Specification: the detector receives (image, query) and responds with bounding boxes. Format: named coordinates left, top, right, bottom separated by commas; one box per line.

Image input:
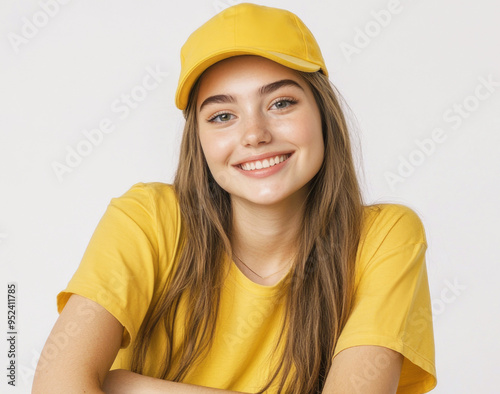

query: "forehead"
left=196, top=55, right=304, bottom=102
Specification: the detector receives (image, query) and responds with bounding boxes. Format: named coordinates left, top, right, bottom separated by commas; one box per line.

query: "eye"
left=207, top=112, right=235, bottom=123
left=270, top=97, right=298, bottom=110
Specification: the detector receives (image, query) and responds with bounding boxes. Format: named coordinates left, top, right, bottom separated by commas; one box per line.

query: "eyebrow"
left=198, top=79, right=304, bottom=112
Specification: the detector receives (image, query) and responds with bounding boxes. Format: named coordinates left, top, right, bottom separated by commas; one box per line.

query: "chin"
left=234, top=183, right=309, bottom=207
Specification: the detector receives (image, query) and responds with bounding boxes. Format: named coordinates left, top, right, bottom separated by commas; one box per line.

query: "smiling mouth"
left=238, top=154, right=292, bottom=171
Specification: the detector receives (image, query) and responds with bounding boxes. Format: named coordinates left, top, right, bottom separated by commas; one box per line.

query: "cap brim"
left=175, top=49, right=325, bottom=110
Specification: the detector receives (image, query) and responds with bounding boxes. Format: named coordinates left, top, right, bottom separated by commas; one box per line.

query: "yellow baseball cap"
left=175, top=3, right=328, bottom=110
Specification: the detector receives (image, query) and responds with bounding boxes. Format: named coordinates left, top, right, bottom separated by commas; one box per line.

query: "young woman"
left=33, top=3, right=437, bottom=393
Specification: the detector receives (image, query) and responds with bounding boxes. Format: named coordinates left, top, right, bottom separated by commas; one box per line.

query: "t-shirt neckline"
left=224, top=252, right=292, bottom=297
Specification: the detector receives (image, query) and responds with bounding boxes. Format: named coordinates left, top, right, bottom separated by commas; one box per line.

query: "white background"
left=1, top=0, right=499, bottom=392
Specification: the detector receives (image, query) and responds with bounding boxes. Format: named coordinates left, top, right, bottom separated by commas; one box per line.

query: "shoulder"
left=111, top=182, right=180, bottom=217
left=108, top=181, right=184, bottom=278
left=109, top=182, right=183, bottom=241
left=361, top=203, right=426, bottom=245
left=115, top=182, right=178, bottom=205
left=356, top=203, right=427, bottom=272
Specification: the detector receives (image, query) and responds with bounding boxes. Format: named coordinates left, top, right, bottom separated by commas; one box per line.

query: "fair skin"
left=196, top=55, right=324, bottom=285
left=32, top=56, right=403, bottom=393
left=31, top=294, right=244, bottom=394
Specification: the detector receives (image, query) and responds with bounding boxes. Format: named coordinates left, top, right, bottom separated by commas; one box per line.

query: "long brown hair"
left=131, top=68, right=365, bottom=393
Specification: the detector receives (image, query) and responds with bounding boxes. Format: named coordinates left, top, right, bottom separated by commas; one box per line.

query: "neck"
left=229, top=192, right=307, bottom=279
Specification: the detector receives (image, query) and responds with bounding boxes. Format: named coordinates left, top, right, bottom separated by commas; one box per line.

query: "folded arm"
left=32, top=294, right=244, bottom=394
left=103, top=369, right=244, bottom=393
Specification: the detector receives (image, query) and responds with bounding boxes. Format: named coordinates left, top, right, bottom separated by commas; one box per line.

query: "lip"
left=233, top=152, right=293, bottom=178
left=232, top=151, right=294, bottom=166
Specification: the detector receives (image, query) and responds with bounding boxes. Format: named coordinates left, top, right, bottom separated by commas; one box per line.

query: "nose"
left=240, top=112, right=272, bottom=147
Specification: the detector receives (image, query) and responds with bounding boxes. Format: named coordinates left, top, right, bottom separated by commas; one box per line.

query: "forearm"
left=102, top=369, right=246, bottom=394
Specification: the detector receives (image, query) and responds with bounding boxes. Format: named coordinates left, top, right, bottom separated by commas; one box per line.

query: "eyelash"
left=270, top=97, right=298, bottom=110
left=207, top=111, right=234, bottom=123
left=206, top=97, right=298, bottom=123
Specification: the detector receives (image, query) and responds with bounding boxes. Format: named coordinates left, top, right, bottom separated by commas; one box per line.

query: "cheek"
left=198, top=129, right=235, bottom=191
left=294, top=111, right=324, bottom=170
left=198, top=129, right=234, bottom=167
left=292, top=113, right=324, bottom=151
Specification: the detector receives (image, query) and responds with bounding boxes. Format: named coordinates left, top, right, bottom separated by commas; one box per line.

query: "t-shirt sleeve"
left=333, top=204, right=437, bottom=394
left=56, top=182, right=165, bottom=349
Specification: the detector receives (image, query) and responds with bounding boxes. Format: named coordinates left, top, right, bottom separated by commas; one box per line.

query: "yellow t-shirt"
left=56, top=182, right=437, bottom=393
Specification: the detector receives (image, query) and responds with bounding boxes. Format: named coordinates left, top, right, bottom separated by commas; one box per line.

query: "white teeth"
left=239, top=154, right=290, bottom=171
